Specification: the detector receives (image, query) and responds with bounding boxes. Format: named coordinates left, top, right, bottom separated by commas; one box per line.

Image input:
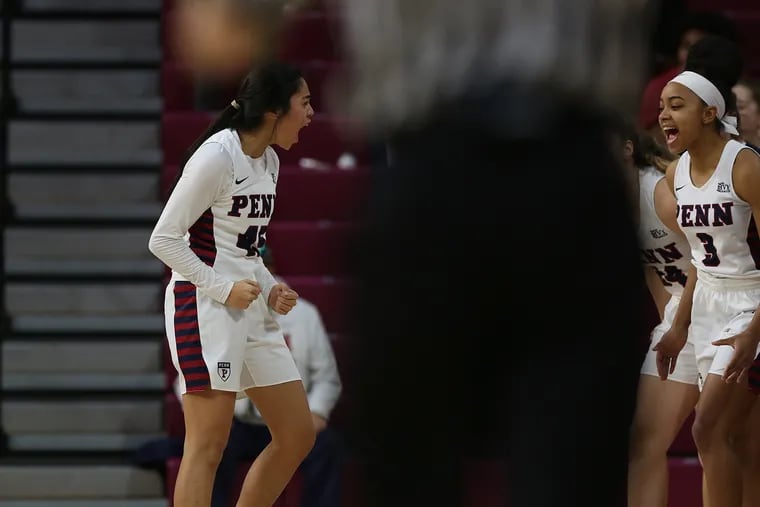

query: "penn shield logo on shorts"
left=217, top=362, right=231, bottom=382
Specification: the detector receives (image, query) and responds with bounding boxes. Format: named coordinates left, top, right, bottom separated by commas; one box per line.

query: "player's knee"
left=273, top=420, right=316, bottom=463
left=692, top=414, right=721, bottom=454
left=184, top=434, right=229, bottom=469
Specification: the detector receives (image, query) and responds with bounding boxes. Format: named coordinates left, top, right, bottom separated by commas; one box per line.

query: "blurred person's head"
left=733, top=80, right=760, bottom=145
left=341, top=0, right=651, bottom=134
left=169, top=0, right=651, bottom=134
left=674, top=11, right=739, bottom=68
left=170, top=0, right=287, bottom=80
left=659, top=35, right=743, bottom=155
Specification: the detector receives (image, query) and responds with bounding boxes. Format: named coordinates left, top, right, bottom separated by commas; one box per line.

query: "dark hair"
left=174, top=61, right=303, bottom=186
left=677, top=10, right=739, bottom=44
left=683, top=34, right=743, bottom=129
left=607, top=111, right=675, bottom=170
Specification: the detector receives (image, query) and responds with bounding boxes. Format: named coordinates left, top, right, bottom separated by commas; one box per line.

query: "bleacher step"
left=23, top=0, right=161, bottom=13
left=12, top=20, right=159, bottom=63
left=4, top=341, right=161, bottom=373
left=3, top=399, right=162, bottom=434
left=0, top=500, right=166, bottom=507
left=12, top=70, right=160, bottom=114
left=10, top=314, right=164, bottom=334
left=5, top=227, right=155, bottom=264
left=6, top=282, right=162, bottom=315
left=9, top=120, right=160, bottom=165
left=6, top=259, right=164, bottom=277
left=9, top=173, right=160, bottom=206
left=0, top=464, right=163, bottom=499
left=3, top=373, right=164, bottom=391
left=7, top=433, right=165, bottom=453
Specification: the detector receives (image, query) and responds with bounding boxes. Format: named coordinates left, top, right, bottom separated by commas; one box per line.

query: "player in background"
left=149, top=61, right=316, bottom=507
left=732, top=79, right=760, bottom=151
left=611, top=116, right=701, bottom=507
left=655, top=35, right=760, bottom=506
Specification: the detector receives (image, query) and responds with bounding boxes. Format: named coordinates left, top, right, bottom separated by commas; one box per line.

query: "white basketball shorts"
left=641, top=294, right=700, bottom=385
left=690, top=273, right=760, bottom=384
left=164, top=279, right=301, bottom=398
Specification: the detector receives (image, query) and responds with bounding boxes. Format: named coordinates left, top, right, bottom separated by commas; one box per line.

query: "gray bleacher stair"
left=1, top=0, right=166, bottom=504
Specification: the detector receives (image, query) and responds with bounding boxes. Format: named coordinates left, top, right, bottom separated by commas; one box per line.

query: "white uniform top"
left=149, top=128, right=280, bottom=304
left=638, top=166, right=692, bottom=296
left=674, top=139, right=760, bottom=279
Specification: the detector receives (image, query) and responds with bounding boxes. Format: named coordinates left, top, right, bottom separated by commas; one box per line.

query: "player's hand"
left=712, top=331, right=760, bottom=384
left=653, top=325, right=688, bottom=381
left=268, top=283, right=298, bottom=315
left=225, top=279, right=261, bottom=309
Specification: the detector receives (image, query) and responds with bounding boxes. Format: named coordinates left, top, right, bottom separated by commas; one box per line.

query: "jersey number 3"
left=696, top=232, right=720, bottom=267
left=237, top=225, right=267, bottom=257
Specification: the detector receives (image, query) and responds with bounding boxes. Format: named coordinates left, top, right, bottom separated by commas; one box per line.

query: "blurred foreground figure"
left=171, top=1, right=655, bottom=505
left=168, top=0, right=286, bottom=80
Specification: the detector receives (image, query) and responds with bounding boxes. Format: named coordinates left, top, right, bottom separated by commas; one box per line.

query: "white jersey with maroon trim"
left=673, top=139, right=760, bottom=279
left=638, top=165, right=691, bottom=296
left=149, top=128, right=280, bottom=304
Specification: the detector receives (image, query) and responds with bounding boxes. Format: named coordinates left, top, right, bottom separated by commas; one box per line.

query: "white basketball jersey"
left=185, top=129, right=279, bottom=281
left=638, top=166, right=691, bottom=296
left=674, top=140, right=760, bottom=279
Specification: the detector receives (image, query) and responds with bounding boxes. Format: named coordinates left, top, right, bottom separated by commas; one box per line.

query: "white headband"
left=669, top=71, right=740, bottom=135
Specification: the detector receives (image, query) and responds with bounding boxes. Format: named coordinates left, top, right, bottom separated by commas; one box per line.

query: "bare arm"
left=731, top=149, right=760, bottom=338
left=645, top=267, right=671, bottom=321
left=671, top=263, right=697, bottom=331
left=663, top=157, right=679, bottom=198
left=653, top=175, right=682, bottom=235
left=663, top=157, right=696, bottom=333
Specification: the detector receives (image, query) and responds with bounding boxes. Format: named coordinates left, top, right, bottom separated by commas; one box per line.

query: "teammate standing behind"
left=149, top=61, right=316, bottom=507
left=655, top=35, right=760, bottom=506
left=614, top=119, right=700, bottom=507
left=733, top=80, right=760, bottom=150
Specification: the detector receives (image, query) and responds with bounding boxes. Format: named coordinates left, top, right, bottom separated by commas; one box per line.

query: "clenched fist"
left=268, top=283, right=298, bottom=315
left=225, top=279, right=262, bottom=309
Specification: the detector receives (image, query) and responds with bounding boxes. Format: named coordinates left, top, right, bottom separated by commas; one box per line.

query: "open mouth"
left=663, top=127, right=679, bottom=145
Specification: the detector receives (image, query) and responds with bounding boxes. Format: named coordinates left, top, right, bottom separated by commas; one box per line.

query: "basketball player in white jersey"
left=612, top=118, right=699, bottom=507
left=149, top=61, right=316, bottom=507
left=655, top=35, right=760, bottom=506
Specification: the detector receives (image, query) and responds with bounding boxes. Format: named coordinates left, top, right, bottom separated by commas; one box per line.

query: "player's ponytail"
left=606, top=110, right=675, bottom=172
left=170, top=61, right=303, bottom=193
left=639, top=131, right=676, bottom=172
left=179, top=101, right=241, bottom=171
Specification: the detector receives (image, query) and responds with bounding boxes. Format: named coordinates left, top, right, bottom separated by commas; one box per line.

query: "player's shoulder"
left=265, top=146, right=281, bottom=168
left=664, top=156, right=680, bottom=178
left=186, top=137, right=233, bottom=173
left=737, top=143, right=760, bottom=165
left=733, top=144, right=760, bottom=182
